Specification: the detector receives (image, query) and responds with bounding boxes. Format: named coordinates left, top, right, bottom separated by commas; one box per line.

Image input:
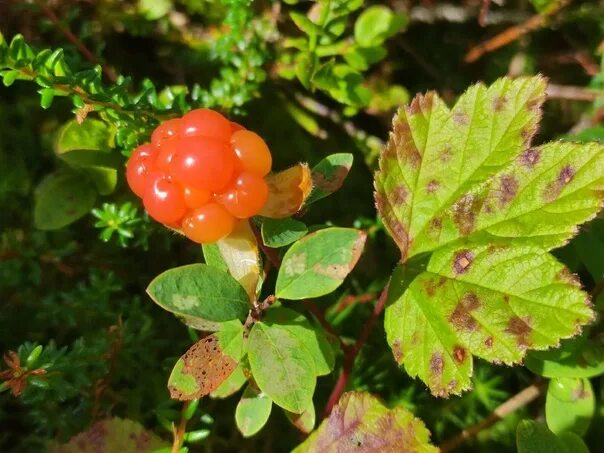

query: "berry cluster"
left=126, top=109, right=271, bottom=243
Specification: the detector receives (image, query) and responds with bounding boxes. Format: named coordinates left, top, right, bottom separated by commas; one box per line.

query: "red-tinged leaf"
left=294, top=392, right=437, bottom=453
left=50, top=418, right=167, bottom=452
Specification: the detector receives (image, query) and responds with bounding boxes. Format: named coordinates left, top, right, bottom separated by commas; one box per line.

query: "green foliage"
left=2, top=1, right=604, bottom=452
left=275, top=227, right=366, bottom=299
left=377, top=76, right=602, bottom=396
left=147, top=264, right=250, bottom=323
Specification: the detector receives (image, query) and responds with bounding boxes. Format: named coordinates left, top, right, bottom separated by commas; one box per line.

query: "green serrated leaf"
left=34, top=170, right=97, bottom=230
left=235, top=385, right=273, bottom=437
left=168, top=321, right=243, bottom=400
left=306, top=153, right=354, bottom=204
left=377, top=76, right=602, bottom=396
left=386, top=242, right=593, bottom=396
left=294, top=392, right=437, bottom=453
left=546, top=378, right=594, bottom=436
left=261, top=218, right=308, bottom=248
left=247, top=322, right=316, bottom=413
left=276, top=227, right=366, bottom=300
left=146, top=264, right=250, bottom=322
left=263, top=307, right=336, bottom=376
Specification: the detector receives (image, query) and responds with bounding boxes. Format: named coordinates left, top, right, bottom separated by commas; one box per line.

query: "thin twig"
left=40, top=4, right=117, bottom=82
left=546, top=84, right=601, bottom=102
left=440, top=381, right=545, bottom=452
left=465, top=1, right=570, bottom=63
left=323, top=282, right=390, bottom=418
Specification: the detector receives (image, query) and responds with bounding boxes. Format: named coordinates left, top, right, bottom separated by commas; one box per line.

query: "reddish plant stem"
left=323, top=282, right=390, bottom=418
left=171, top=401, right=190, bottom=453
left=40, top=4, right=117, bottom=82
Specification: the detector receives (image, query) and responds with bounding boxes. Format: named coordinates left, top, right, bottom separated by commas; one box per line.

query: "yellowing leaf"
left=376, top=76, right=602, bottom=396
left=216, top=220, right=261, bottom=301
left=260, top=164, right=312, bottom=218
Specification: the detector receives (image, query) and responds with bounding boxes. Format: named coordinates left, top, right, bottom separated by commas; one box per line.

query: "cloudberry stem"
left=323, top=282, right=390, bottom=418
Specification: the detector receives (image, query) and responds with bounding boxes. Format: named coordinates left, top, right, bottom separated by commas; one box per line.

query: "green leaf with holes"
left=293, top=392, right=437, bottom=453
left=34, top=170, right=97, bottom=230
left=376, top=76, right=602, bottom=396
left=168, top=320, right=243, bottom=400
left=275, top=228, right=366, bottom=300
left=235, top=385, right=273, bottom=437
left=146, top=264, right=250, bottom=322
left=247, top=321, right=316, bottom=413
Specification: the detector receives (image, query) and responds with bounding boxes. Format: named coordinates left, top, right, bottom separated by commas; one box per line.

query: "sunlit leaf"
left=294, top=392, right=437, bottom=453
left=377, top=76, right=602, bottom=396
left=276, top=228, right=366, bottom=300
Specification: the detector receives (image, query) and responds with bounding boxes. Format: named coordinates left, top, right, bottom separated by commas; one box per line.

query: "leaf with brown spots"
left=306, top=153, right=354, bottom=204
left=260, top=163, right=313, bottom=219
left=377, top=76, right=604, bottom=397
left=51, top=418, right=167, bottom=453
left=293, top=391, right=438, bottom=453
left=385, top=243, right=593, bottom=396
left=168, top=320, right=244, bottom=400
left=275, top=228, right=366, bottom=300
left=375, top=76, right=547, bottom=260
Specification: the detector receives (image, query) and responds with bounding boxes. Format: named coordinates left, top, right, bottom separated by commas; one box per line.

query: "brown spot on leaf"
left=453, top=346, right=467, bottom=364
left=430, top=352, right=444, bottom=377
left=440, top=145, right=453, bottom=163
left=168, top=334, right=238, bottom=400
left=453, top=110, right=469, bottom=125
left=544, top=165, right=575, bottom=202
left=408, top=92, right=435, bottom=115
left=492, top=95, right=507, bottom=111
left=426, top=179, right=440, bottom=194
left=450, top=292, right=481, bottom=331
left=505, top=316, right=533, bottom=349
left=520, top=148, right=540, bottom=168
left=429, top=217, right=442, bottom=235
left=453, top=194, right=482, bottom=236
left=555, top=268, right=581, bottom=287
left=499, top=174, right=519, bottom=206
left=392, top=185, right=409, bottom=206
left=312, top=165, right=350, bottom=196
left=392, top=340, right=404, bottom=362
left=485, top=336, right=493, bottom=348
left=447, top=380, right=457, bottom=392
left=453, top=249, right=474, bottom=275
